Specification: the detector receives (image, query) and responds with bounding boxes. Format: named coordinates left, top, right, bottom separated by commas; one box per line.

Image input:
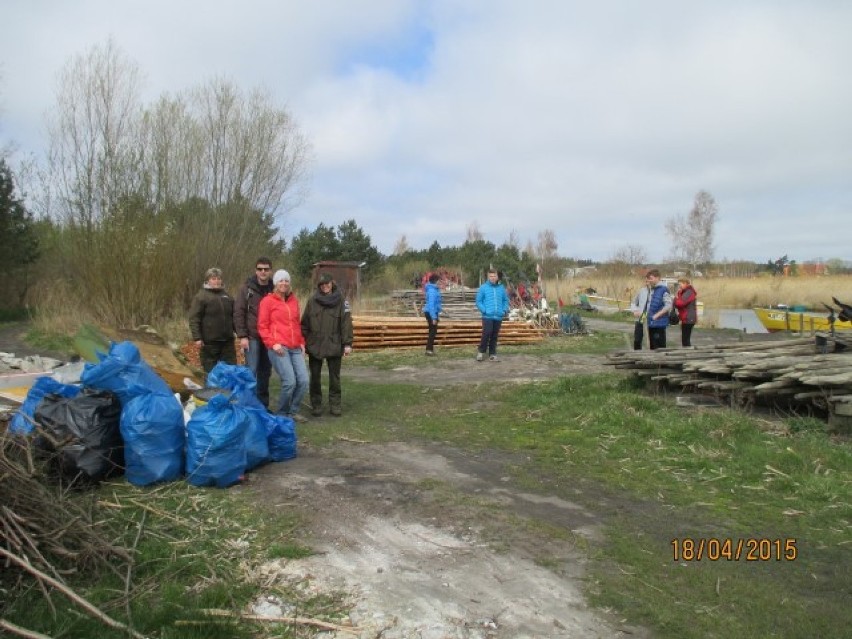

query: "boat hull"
left=753, top=308, right=852, bottom=333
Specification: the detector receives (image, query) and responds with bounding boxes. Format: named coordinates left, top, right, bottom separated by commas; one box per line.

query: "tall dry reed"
left=549, top=274, right=852, bottom=310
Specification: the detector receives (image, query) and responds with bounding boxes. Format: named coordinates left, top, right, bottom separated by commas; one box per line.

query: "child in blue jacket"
left=423, top=273, right=443, bottom=355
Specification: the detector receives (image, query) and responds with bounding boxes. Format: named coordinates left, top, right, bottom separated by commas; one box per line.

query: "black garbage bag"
left=34, top=389, right=124, bottom=485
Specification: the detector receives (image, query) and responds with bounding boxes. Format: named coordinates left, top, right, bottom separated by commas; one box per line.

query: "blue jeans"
left=245, top=338, right=272, bottom=407
left=268, top=347, right=309, bottom=416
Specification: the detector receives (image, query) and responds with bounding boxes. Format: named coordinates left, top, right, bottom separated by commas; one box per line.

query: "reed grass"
left=550, top=274, right=852, bottom=310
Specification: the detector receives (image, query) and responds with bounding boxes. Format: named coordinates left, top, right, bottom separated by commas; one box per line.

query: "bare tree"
left=140, top=79, right=310, bottom=218
left=466, top=221, right=483, bottom=242
left=610, top=244, right=647, bottom=268
left=47, top=38, right=144, bottom=226
left=666, top=190, right=718, bottom=273
left=392, top=234, right=410, bottom=255
left=46, top=42, right=310, bottom=226
left=599, top=244, right=648, bottom=294
left=190, top=79, right=309, bottom=215
left=536, top=229, right=559, bottom=277
left=505, top=229, right=520, bottom=249
left=38, top=40, right=309, bottom=326
left=523, top=239, right=535, bottom=260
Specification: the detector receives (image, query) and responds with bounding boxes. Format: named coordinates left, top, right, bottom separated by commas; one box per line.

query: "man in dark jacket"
left=233, top=257, right=275, bottom=408
left=188, top=267, right=236, bottom=373
left=300, top=272, right=353, bottom=417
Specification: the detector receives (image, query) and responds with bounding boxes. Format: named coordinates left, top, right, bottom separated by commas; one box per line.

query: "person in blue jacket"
left=645, top=269, right=673, bottom=350
left=475, top=268, right=510, bottom=361
left=423, top=273, right=443, bottom=356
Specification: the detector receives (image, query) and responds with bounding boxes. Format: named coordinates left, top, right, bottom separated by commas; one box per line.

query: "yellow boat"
left=753, top=308, right=852, bottom=333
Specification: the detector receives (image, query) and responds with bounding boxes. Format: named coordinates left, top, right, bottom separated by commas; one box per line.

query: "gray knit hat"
left=273, top=269, right=291, bottom=285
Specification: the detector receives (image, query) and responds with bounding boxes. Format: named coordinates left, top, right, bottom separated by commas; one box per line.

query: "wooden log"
left=696, top=380, right=752, bottom=391
left=799, top=372, right=852, bottom=386
left=753, top=380, right=798, bottom=391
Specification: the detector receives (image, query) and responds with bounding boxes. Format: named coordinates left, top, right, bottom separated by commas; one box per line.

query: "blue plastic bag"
left=10, top=376, right=81, bottom=435
left=186, top=394, right=249, bottom=488
left=206, top=362, right=265, bottom=409
left=262, top=412, right=297, bottom=461
left=120, top=393, right=185, bottom=486
left=243, top=408, right=271, bottom=471
left=81, top=341, right=172, bottom=403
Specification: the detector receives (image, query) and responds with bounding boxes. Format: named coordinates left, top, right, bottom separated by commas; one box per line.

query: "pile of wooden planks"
left=388, top=288, right=482, bottom=320
left=352, top=316, right=545, bottom=350
left=605, top=333, right=852, bottom=432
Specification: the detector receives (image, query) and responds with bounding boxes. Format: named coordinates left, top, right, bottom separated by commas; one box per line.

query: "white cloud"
left=2, top=0, right=850, bottom=261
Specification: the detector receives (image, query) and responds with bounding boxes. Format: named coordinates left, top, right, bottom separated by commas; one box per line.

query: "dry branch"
left=197, top=608, right=361, bottom=634
left=0, top=619, right=53, bottom=639
left=0, top=547, right=149, bottom=639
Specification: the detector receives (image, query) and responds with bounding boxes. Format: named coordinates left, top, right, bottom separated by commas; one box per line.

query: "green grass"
left=568, top=306, right=636, bottom=323
left=5, top=332, right=849, bottom=638
left=0, top=307, right=30, bottom=322
left=301, top=371, right=852, bottom=638
left=24, top=325, right=76, bottom=355
left=352, top=331, right=626, bottom=370
left=1, top=481, right=345, bottom=639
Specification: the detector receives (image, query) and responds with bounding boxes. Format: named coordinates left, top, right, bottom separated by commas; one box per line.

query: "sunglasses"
left=256, top=267, right=271, bottom=271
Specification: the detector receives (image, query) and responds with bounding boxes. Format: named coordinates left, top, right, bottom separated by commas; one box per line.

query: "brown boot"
left=330, top=405, right=342, bottom=417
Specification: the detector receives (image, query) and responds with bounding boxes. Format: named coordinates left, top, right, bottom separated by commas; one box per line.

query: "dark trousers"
left=681, top=323, right=695, bottom=347
left=648, top=327, right=667, bottom=350
left=308, top=354, right=342, bottom=410
left=633, top=322, right=644, bottom=350
left=200, top=340, right=237, bottom=373
left=425, top=313, right=438, bottom=351
left=478, top=319, right=502, bottom=355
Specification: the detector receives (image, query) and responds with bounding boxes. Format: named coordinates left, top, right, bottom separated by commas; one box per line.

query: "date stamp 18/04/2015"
left=671, top=538, right=798, bottom=562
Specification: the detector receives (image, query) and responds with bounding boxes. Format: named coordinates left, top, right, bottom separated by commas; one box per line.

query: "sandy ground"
left=244, top=440, right=647, bottom=639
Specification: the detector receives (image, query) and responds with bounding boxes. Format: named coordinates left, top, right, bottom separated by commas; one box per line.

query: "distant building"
left=311, top=261, right=364, bottom=300
left=564, top=265, right=597, bottom=277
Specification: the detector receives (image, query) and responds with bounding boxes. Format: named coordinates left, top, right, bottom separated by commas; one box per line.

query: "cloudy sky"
left=2, top=0, right=850, bottom=263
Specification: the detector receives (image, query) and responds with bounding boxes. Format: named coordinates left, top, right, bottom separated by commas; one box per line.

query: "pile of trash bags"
left=9, top=342, right=297, bottom=488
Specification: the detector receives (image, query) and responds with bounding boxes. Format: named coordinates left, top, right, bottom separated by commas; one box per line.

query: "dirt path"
left=246, top=441, right=646, bottom=638
left=241, top=322, right=788, bottom=637
left=242, top=329, right=658, bottom=637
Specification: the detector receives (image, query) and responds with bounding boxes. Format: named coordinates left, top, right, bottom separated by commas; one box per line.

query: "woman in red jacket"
left=674, top=277, right=698, bottom=347
left=258, top=269, right=309, bottom=422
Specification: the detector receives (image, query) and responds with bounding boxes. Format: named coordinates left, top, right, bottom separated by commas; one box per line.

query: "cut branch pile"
left=353, top=316, right=546, bottom=350
left=605, top=334, right=852, bottom=431
left=1, top=428, right=139, bottom=636
left=0, top=430, right=129, bottom=575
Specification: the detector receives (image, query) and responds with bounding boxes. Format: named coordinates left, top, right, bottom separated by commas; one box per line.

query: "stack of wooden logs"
left=605, top=333, right=852, bottom=432
left=352, top=316, right=545, bottom=350
left=388, top=288, right=482, bottom=320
